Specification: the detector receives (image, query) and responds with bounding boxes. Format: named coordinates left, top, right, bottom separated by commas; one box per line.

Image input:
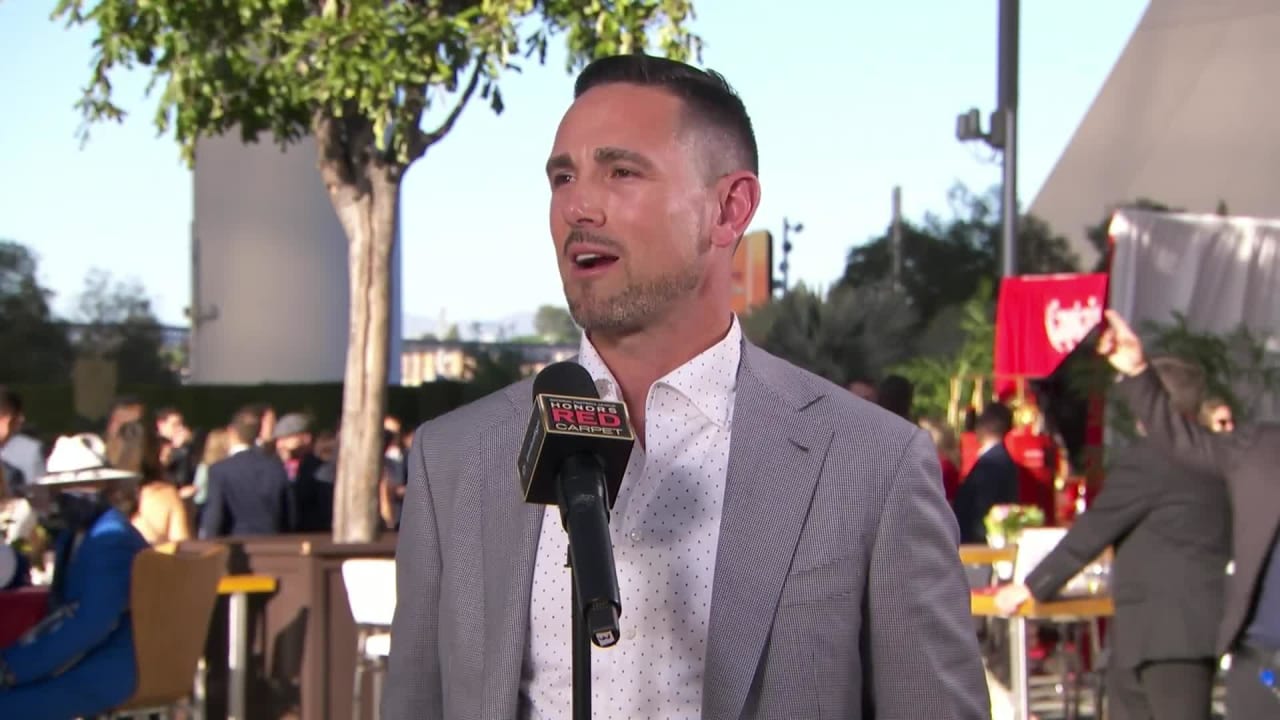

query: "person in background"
left=108, top=419, right=191, bottom=545
left=0, top=388, right=44, bottom=490
left=200, top=405, right=295, bottom=538
left=274, top=413, right=328, bottom=532
left=0, top=463, right=38, bottom=587
left=380, top=416, right=408, bottom=528
left=846, top=377, right=878, bottom=403
left=877, top=374, right=914, bottom=420
left=0, top=434, right=149, bottom=719
left=190, top=427, right=231, bottom=525
left=952, top=403, right=1018, bottom=544
left=920, top=417, right=962, bottom=503
left=155, top=407, right=195, bottom=489
left=255, top=404, right=277, bottom=452
left=994, top=356, right=1232, bottom=720
left=1099, top=309, right=1280, bottom=718
left=313, top=429, right=338, bottom=464
left=104, top=396, right=145, bottom=443
left=1199, top=396, right=1234, bottom=434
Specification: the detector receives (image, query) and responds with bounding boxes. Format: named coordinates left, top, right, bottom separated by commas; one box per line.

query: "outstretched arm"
left=1099, top=310, right=1242, bottom=473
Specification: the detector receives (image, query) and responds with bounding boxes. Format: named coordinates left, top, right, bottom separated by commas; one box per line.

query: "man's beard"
left=562, top=225, right=709, bottom=337
left=568, top=267, right=702, bottom=337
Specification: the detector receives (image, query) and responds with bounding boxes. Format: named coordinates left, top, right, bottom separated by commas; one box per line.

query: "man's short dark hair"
left=877, top=375, right=914, bottom=420
left=574, top=53, right=758, bottom=177
left=230, top=405, right=264, bottom=445
left=156, top=406, right=181, bottom=422
left=1149, top=356, right=1207, bottom=417
left=975, top=403, right=1013, bottom=438
left=110, top=394, right=143, bottom=413
left=0, top=387, right=22, bottom=418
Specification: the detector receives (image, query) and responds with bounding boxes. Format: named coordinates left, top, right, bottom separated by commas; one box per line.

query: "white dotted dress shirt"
left=521, top=317, right=742, bottom=719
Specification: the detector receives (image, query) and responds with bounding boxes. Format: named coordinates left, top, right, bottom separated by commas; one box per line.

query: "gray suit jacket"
left=383, top=341, right=990, bottom=719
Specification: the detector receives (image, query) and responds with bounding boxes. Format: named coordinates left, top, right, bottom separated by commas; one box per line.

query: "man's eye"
left=551, top=173, right=573, bottom=187
left=612, top=167, right=638, bottom=179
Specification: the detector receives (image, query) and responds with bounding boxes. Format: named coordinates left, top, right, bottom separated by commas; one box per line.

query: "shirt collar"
left=576, top=315, right=743, bottom=428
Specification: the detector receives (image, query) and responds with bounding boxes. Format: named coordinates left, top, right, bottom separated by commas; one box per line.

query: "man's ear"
left=708, top=171, right=761, bottom=250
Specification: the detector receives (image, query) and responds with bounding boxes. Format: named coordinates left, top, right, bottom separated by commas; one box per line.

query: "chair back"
left=342, top=558, right=396, bottom=626
left=121, top=544, right=228, bottom=708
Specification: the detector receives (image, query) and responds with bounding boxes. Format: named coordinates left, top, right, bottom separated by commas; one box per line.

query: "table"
left=0, top=588, right=49, bottom=647
left=216, top=574, right=279, bottom=720
left=959, top=544, right=1017, bottom=566
left=972, top=589, right=1114, bottom=720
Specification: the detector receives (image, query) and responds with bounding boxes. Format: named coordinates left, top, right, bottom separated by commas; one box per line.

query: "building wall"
left=731, top=230, right=773, bottom=316
left=400, top=342, right=577, bottom=385
left=189, top=132, right=401, bottom=384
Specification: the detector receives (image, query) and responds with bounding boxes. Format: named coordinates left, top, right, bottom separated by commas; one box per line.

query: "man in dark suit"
left=953, top=403, right=1020, bottom=544
left=1100, top=309, right=1280, bottom=717
left=995, top=357, right=1232, bottom=720
left=199, top=405, right=296, bottom=538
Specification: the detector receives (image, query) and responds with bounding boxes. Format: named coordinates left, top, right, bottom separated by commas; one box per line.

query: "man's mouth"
left=572, top=252, right=620, bottom=270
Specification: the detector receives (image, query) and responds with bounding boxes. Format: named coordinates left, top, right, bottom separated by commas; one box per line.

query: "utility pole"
left=954, top=0, right=1020, bottom=278
left=998, top=0, right=1019, bottom=278
left=891, top=186, right=903, bottom=290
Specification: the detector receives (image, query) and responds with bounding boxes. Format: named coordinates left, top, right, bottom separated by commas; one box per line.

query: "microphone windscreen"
left=533, top=361, right=599, bottom=400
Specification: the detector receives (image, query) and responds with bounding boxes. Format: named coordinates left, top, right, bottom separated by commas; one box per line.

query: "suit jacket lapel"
left=480, top=387, right=544, bottom=718
left=702, top=343, right=833, bottom=720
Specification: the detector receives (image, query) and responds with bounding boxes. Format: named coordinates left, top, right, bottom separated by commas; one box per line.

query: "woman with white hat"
left=0, top=433, right=150, bottom=719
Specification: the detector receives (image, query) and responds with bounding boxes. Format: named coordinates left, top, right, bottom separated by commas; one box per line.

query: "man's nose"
left=562, top=182, right=606, bottom=227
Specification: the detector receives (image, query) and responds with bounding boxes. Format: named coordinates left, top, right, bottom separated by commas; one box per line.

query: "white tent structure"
left=1107, top=207, right=1280, bottom=420
left=1030, top=0, right=1280, bottom=269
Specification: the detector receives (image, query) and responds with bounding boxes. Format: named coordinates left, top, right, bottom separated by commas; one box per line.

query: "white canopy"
left=1108, top=208, right=1280, bottom=421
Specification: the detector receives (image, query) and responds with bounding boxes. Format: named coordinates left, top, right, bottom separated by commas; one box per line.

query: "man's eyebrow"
left=545, top=147, right=657, bottom=176
left=545, top=153, right=573, bottom=176
left=595, top=146, right=655, bottom=170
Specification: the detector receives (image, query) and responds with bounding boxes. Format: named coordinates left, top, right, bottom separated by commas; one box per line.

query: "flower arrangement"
left=984, top=504, right=1045, bottom=547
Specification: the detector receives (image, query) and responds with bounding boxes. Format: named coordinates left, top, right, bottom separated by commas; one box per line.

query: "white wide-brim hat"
left=36, top=433, right=140, bottom=487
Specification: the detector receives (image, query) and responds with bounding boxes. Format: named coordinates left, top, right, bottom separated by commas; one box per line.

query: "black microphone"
left=518, top=361, right=635, bottom=648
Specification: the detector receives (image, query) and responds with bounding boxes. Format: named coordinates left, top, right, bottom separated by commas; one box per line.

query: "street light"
left=777, top=217, right=803, bottom=293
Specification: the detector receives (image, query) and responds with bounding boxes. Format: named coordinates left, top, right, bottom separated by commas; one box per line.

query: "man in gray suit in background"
left=383, top=54, right=989, bottom=720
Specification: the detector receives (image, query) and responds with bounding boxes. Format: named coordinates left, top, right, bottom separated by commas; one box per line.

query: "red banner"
left=994, top=273, right=1109, bottom=394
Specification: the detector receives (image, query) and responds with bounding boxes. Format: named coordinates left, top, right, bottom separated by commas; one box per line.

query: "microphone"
left=518, top=361, right=635, bottom=648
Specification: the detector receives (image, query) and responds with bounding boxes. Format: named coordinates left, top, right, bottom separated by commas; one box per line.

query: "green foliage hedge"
left=10, top=379, right=510, bottom=441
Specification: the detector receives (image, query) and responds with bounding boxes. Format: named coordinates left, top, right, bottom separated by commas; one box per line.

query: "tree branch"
left=407, top=54, right=487, bottom=162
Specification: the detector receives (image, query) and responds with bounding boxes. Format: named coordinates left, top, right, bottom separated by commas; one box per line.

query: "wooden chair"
left=106, top=544, right=228, bottom=719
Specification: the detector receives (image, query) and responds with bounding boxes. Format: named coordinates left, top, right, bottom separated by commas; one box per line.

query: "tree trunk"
left=325, top=167, right=400, bottom=543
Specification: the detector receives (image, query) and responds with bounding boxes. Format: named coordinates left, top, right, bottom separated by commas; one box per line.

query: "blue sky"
left=0, top=0, right=1148, bottom=327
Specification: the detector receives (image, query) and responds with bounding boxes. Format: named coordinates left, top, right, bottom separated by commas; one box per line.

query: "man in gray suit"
left=383, top=54, right=989, bottom=720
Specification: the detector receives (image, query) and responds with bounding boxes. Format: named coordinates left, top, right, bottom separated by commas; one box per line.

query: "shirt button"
left=629, top=530, right=642, bottom=542
left=624, top=626, right=638, bottom=640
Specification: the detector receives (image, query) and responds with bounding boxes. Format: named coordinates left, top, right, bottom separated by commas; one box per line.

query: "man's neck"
left=589, top=309, right=734, bottom=443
